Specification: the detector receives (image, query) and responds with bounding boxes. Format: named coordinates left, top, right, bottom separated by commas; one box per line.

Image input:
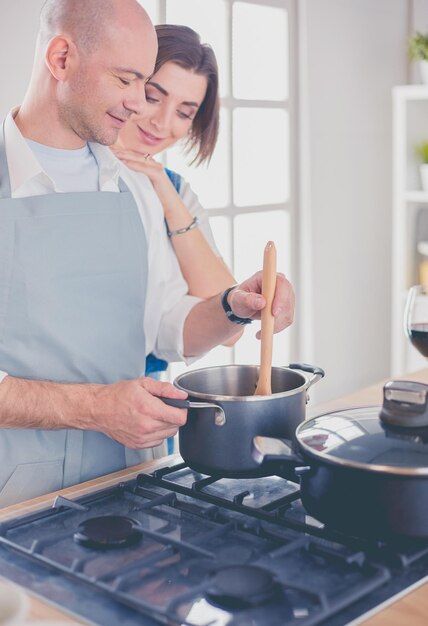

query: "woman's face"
left=117, top=61, right=208, bottom=156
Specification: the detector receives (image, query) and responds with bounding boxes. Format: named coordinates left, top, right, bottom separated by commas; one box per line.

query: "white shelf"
left=393, top=84, right=428, bottom=100
left=404, top=191, right=428, bottom=203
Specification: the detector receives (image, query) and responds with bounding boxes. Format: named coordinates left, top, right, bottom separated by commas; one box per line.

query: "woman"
left=112, top=24, right=242, bottom=377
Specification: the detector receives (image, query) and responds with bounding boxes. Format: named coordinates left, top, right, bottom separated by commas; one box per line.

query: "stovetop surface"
left=0, top=463, right=428, bottom=626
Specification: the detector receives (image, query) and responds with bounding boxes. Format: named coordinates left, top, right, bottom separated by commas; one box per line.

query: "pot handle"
left=161, top=397, right=226, bottom=426
left=252, top=436, right=304, bottom=483
left=289, top=363, right=325, bottom=389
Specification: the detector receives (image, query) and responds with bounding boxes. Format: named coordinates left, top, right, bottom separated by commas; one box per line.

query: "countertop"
left=1, top=368, right=428, bottom=625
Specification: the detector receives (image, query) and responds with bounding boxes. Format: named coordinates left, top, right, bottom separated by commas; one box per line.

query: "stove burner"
left=73, top=515, right=142, bottom=549
left=206, top=564, right=280, bottom=609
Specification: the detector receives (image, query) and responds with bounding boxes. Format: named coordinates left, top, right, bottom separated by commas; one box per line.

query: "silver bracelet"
left=166, top=216, right=199, bottom=238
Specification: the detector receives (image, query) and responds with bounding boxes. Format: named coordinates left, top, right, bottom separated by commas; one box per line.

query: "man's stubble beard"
left=57, top=72, right=119, bottom=146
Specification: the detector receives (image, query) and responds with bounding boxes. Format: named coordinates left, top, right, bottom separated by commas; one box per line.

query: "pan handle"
left=161, top=397, right=226, bottom=426
left=252, top=436, right=304, bottom=482
left=289, top=363, right=325, bottom=390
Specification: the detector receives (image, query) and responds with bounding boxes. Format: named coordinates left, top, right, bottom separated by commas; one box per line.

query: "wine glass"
left=405, top=285, right=428, bottom=357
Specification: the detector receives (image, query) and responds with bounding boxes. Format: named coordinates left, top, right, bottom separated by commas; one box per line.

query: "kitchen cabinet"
left=391, top=85, right=428, bottom=376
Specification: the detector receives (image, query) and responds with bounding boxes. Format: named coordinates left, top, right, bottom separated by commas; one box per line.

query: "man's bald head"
left=38, top=0, right=150, bottom=53
left=19, top=0, right=157, bottom=148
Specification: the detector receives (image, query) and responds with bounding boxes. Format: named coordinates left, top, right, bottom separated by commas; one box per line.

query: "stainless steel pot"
left=163, top=363, right=324, bottom=477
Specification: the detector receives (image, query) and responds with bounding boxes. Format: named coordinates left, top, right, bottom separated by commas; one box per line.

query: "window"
left=140, top=0, right=297, bottom=373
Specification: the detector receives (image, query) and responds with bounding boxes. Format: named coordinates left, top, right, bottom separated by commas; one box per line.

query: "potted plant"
left=416, top=141, right=428, bottom=192
left=408, top=31, right=428, bottom=84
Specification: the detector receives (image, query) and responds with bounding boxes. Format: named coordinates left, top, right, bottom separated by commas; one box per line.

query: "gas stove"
left=0, top=462, right=427, bottom=626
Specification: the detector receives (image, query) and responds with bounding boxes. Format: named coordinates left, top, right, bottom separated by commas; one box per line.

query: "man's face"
left=58, top=19, right=157, bottom=146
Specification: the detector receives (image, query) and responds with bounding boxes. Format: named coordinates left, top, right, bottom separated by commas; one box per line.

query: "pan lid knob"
left=379, top=380, right=428, bottom=428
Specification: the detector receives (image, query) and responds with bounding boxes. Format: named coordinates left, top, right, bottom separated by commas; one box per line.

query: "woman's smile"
left=136, top=125, right=165, bottom=146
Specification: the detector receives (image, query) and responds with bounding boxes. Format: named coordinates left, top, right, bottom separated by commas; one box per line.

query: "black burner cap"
left=73, top=515, right=142, bottom=549
left=207, top=564, right=279, bottom=609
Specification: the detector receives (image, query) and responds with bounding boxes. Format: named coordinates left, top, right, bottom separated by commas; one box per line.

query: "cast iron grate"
left=145, top=462, right=428, bottom=564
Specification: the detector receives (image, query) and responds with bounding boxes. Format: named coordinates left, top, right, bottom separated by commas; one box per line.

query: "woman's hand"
left=111, top=148, right=172, bottom=191
left=111, top=148, right=184, bottom=223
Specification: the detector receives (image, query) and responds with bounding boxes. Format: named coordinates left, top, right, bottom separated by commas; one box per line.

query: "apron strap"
left=118, top=177, right=131, bottom=193
left=0, top=122, right=12, bottom=199
left=63, top=429, right=84, bottom=488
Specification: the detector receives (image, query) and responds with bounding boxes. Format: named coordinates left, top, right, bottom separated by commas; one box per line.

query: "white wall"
left=0, top=0, right=44, bottom=119
left=300, top=0, right=410, bottom=401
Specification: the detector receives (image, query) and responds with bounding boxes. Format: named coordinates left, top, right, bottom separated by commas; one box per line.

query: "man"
left=0, top=0, right=294, bottom=506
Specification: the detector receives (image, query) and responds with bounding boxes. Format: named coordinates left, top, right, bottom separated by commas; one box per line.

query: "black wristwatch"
left=221, top=286, right=253, bottom=325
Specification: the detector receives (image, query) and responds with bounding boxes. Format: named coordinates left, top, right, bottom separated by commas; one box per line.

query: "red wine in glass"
left=408, top=323, right=428, bottom=357
left=405, top=286, right=428, bottom=358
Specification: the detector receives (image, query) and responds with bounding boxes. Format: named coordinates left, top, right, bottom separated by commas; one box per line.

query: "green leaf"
left=416, top=142, right=428, bottom=164
left=408, top=32, right=428, bottom=61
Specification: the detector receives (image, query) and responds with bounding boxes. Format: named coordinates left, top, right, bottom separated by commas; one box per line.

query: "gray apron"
left=0, top=124, right=160, bottom=507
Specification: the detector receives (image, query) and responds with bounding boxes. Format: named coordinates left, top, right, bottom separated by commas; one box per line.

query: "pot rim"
left=299, top=444, right=428, bottom=476
left=173, top=364, right=309, bottom=402
left=296, top=407, right=428, bottom=476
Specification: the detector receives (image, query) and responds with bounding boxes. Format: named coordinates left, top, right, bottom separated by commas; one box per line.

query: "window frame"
left=153, top=0, right=300, bottom=365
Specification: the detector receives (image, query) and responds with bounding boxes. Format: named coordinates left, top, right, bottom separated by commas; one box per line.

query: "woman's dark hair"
left=154, top=24, right=220, bottom=166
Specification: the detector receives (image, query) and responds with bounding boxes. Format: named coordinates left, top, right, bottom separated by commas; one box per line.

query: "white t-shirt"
left=25, top=139, right=99, bottom=192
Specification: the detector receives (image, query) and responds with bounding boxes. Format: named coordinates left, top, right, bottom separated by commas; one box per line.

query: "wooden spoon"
left=255, top=241, right=277, bottom=395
